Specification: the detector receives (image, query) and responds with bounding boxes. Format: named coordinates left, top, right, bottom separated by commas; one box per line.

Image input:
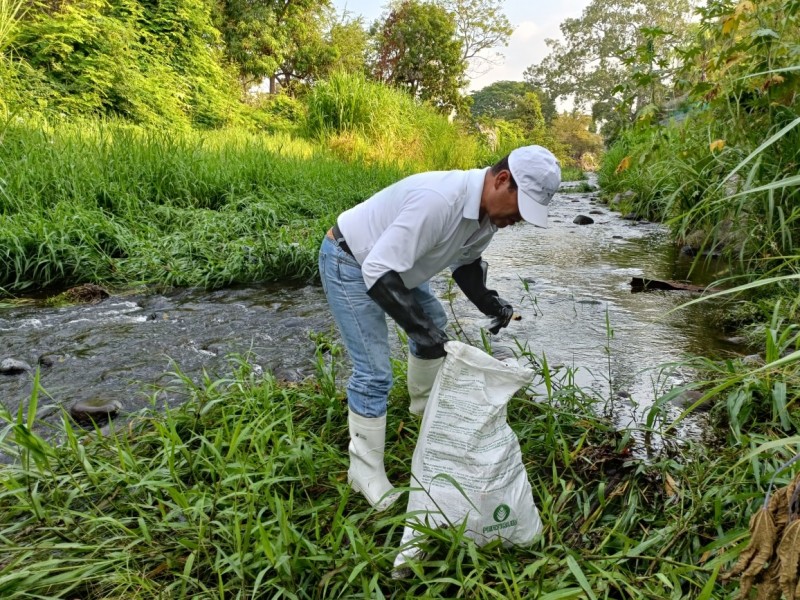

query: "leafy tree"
left=469, top=80, right=556, bottom=123
left=524, top=0, right=695, bottom=138
left=214, top=0, right=330, bottom=92
left=435, top=0, right=512, bottom=76
left=550, top=112, right=604, bottom=162
left=326, top=16, right=369, bottom=75
left=369, top=0, right=466, bottom=112
left=517, top=91, right=545, bottom=135
left=277, top=9, right=368, bottom=92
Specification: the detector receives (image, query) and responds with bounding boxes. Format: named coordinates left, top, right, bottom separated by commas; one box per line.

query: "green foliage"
left=550, top=112, right=605, bottom=165
left=517, top=92, right=545, bottom=135
left=435, top=0, right=512, bottom=71
left=599, top=0, right=800, bottom=271
left=275, top=4, right=354, bottom=91
left=326, top=16, right=369, bottom=75
left=0, top=341, right=795, bottom=597
left=0, top=0, right=25, bottom=53
left=242, top=92, right=307, bottom=133
left=305, top=70, right=480, bottom=171
left=369, top=0, right=466, bottom=113
left=469, top=80, right=556, bottom=124
left=214, top=0, right=331, bottom=89
left=4, top=0, right=240, bottom=127
left=525, top=0, right=695, bottom=138
left=0, top=120, right=403, bottom=292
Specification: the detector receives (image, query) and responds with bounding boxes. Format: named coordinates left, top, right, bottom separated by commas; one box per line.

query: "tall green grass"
left=1, top=348, right=794, bottom=598
left=0, top=120, right=407, bottom=293
left=0, top=111, right=571, bottom=295
left=0, top=0, right=24, bottom=52
left=306, top=71, right=482, bottom=171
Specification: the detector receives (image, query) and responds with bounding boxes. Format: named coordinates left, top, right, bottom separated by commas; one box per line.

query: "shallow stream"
left=0, top=182, right=745, bottom=443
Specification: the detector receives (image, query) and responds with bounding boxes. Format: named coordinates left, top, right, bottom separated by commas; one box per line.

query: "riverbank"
left=0, top=120, right=585, bottom=297
left=2, top=349, right=794, bottom=599
left=2, top=119, right=797, bottom=599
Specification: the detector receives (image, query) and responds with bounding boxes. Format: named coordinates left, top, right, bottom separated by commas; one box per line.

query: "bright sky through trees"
left=332, top=0, right=591, bottom=91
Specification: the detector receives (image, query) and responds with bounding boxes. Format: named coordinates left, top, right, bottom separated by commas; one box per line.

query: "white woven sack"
left=394, top=341, right=542, bottom=569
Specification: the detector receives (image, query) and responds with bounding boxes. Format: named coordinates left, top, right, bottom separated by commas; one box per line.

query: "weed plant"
left=1, top=351, right=798, bottom=598
left=599, top=0, right=800, bottom=275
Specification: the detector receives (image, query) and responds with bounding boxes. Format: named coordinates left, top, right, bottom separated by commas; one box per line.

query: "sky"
left=332, top=0, right=592, bottom=92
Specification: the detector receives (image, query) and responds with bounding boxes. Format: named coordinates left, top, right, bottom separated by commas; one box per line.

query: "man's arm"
left=451, top=258, right=513, bottom=334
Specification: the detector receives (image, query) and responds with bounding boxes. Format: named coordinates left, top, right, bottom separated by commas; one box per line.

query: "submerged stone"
left=0, top=358, right=31, bottom=375
left=70, top=398, right=122, bottom=425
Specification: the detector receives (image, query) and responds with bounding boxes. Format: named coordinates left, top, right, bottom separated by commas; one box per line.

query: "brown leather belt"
left=327, top=223, right=354, bottom=258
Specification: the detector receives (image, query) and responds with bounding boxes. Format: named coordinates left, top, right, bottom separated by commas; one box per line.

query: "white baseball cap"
left=508, top=145, right=561, bottom=228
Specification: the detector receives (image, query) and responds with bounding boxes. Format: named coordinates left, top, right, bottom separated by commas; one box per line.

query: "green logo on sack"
left=493, top=504, right=511, bottom=523
left=484, top=504, right=517, bottom=534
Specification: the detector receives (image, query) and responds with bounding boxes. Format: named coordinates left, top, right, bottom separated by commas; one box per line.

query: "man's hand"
left=485, top=294, right=514, bottom=334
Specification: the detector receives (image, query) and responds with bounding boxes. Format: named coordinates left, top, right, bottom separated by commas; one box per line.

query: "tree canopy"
left=469, top=80, right=556, bottom=124
left=524, top=0, right=695, bottom=137
left=368, top=0, right=466, bottom=112
left=214, top=0, right=331, bottom=91
left=435, top=0, right=513, bottom=76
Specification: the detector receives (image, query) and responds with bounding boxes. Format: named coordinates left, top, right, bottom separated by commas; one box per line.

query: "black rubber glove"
left=452, top=258, right=514, bottom=334
left=367, top=271, right=448, bottom=358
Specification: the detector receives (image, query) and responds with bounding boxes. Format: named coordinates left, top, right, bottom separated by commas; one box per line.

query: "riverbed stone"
left=64, top=283, right=109, bottom=304
left=573, top=215, right=595, bottom=225
left=670, top=389, right=711, bottom=411
left=589, top=209, right=604, bottom=215
left=38, top=353, right=67, bottom=368
left=742, top=354, right=765, bottom=366
left=70, top=398, right=122, bottom=425
left=1, top=358, right=31, bottom=375
left=36, top=404, right=60, bottom=420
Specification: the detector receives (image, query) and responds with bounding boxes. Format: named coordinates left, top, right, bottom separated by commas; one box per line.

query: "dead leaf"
left=790, top=474, right=800, bottom=521
left=724, top=508, right=776, bottom=581
left=722, top=16, right=738, bottom=35
left=768, top=481, right=796, bottom=532
left=665, top=473, right=680, bottom=499
left=755, top=559, right=782, bottom=600
left=615, top=156, right=631, bottom=174
left=710, top=139, right=726, bottom=153
left=762, top=75, right=786, bottom=91
left=778, top=520, right=800, bottom=600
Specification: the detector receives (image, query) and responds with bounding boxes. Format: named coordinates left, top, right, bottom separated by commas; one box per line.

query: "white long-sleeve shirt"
left=337, top=167, right=497, bottom=290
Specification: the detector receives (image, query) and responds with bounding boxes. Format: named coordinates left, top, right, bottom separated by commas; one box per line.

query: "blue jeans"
left=318, top=236, right=448, bottom=418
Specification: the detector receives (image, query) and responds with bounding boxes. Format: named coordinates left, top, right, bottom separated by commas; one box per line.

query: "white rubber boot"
left=347, top=410, right=400, bottom=511
left=407, top=355, right=444, bottom=416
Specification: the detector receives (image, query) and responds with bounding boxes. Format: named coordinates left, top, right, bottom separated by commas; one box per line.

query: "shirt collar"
left=463, top=168, right=489, bottom=220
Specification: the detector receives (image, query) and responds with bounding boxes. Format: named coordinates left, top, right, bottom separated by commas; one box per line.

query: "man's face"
left=487, top=172, right=523, bottom=228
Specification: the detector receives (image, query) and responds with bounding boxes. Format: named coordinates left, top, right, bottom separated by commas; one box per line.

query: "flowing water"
left=0, top=182, right=745, bottom=444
